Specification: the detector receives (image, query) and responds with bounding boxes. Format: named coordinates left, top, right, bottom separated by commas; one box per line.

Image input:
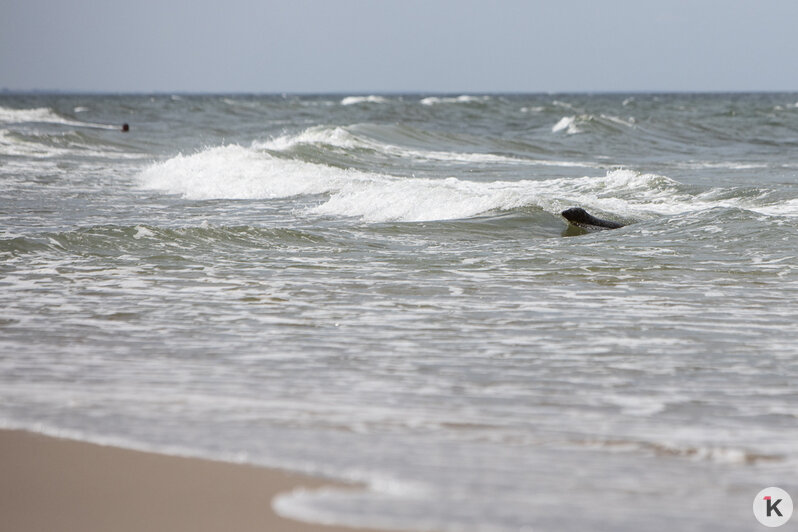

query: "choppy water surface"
left=1, top=93, right=797, bottom=531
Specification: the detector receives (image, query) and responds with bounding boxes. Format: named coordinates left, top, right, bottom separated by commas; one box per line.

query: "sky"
left=2, top=0, right=798, bottom=93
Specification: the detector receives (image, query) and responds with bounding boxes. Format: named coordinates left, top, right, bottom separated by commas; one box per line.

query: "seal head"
left=561, top=207, right=624, bottom=231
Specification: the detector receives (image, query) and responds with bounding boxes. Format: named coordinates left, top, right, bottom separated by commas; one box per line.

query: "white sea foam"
left=274, top=482, right=430, bottom=532
left=552, top=116, right=580, bottom=134
left=312, top=176, right=533, bottom=222
left=340, top=96, right=388, bottom=106
left=133, top=225, right=155, bottom=239
left=137, top=144, right=363, bottom=200
left=755, top=198, right=798, bottom=216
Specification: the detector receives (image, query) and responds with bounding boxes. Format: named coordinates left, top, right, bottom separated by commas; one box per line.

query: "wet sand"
left=0, top=429, right=384, bottom=532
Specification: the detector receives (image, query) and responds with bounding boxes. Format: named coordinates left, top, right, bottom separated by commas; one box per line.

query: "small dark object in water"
left=561, top=207, right=624, bottom=231
left=121, top=123, right=129, bottom=132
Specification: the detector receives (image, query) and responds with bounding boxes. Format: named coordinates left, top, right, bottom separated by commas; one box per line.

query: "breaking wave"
left=136, top=144, right=798, bottom=223
left=137, top=144, right=358, bottom=200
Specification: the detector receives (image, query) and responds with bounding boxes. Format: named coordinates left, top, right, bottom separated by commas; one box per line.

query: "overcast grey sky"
left=2, top=0, right=797, bottom=93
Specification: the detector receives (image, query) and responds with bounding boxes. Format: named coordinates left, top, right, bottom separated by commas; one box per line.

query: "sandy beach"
left=0, top=429, right=383, bottom=532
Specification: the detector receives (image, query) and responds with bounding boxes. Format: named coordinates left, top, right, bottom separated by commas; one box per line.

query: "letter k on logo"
left=764, top=496, right=783, bottom=517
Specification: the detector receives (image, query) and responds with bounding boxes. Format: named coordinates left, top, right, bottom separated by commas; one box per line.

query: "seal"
left=561, top=207, right=624, bottom=231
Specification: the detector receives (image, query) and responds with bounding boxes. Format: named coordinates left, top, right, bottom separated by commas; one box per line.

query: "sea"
left=1, top=92, right=797, bottom=531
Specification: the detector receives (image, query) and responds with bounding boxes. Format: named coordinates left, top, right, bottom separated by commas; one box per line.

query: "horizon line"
left=3, top=88, right=798, bottom=97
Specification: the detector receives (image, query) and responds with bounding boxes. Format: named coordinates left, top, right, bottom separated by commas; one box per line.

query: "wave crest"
left=553, top=114, right=636, bottom=135
left=258, top=125, right=520, bottom=164
left=420, top=95, right=491, bottom=106
left=0, top=106, right=74, bottom=125
left=0, top=105, right=117, bottom=129
left=137, top=145, right=363, bottom=200
left=340, top=96, right=388, bottom=106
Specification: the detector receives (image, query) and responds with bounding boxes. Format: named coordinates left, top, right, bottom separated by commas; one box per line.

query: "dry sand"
left=0, top=429, right=386, bottom=532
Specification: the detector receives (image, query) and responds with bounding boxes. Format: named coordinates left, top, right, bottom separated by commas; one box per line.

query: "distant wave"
left=0, top=129, right=70, bottom=158
left=0, top=127, right=144, bottom=160
left=257, top=125, right=522, bottom=164
left=0, top=105, right=118, bottom=130
left=136, top=145, right=798, bottom=223
left=0, top=106, right=79, bottom=126
left=340, top=96, right=389, bottom=106
left=552, top=116, right=581, bottom=134
left=419, top=95, right=491, bottom=106
left=552, top=114, right=636, bottom=135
